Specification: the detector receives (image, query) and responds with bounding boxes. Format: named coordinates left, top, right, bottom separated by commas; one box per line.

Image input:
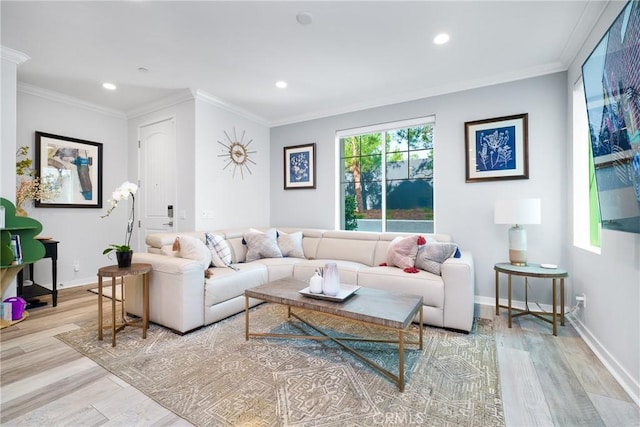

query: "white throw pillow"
left=243, top=228, right=282, bottom=262
left=386, top=235, right=419, bottom=269
left=173, top=235, right=212, bottom=270
left=277, top=231, right=305, bottom=258
left=205, top=232, right=232, bottom=267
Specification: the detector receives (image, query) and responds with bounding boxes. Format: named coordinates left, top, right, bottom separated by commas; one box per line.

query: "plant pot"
left=116, top=251, right=133, bottom=268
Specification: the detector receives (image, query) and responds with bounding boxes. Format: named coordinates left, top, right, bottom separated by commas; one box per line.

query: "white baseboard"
left=475, top=296, right=640, bottom=406
left=57, top=277, right=97, bottom=289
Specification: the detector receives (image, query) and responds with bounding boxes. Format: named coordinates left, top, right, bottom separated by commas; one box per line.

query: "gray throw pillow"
left=415, top=242, right=458, bottom=275
left=278, top=231, right=305, bottom=258
left=243, top=228, right=282, bottom=262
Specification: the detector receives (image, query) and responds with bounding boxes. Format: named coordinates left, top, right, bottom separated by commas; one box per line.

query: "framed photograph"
left=464, top=113, right=529, bottom=183
left=284, top=143, right=316, bottom=189
left=35, top=131, right=103, bottom=208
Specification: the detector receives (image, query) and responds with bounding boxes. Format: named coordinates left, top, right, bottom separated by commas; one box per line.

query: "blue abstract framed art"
left=465, top=113, right=529, bottom=182
left=284, top=143, right=316, bottom=189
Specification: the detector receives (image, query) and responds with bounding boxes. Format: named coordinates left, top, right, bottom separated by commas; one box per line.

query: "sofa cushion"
left=415, top=242, right=459, bottom=275
left=357, top=266, right=444, bottom=309
left=315, top=231, right=378, bottom=266
left=277, top=230, right=305, bottom=258
left=253, top=257, right=303, bottom=281
left=205, top=263, right=268, bottom=306
left=243, top=228, right=282, bottom=262
left=173, top=235, right=211, bottom=270
left=293, top=259, right=365, bottom=285
left=205, top=232, right=232, bottom=267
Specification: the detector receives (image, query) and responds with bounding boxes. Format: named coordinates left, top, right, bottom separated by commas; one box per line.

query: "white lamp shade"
left=494, top=198, right=541, bottom=225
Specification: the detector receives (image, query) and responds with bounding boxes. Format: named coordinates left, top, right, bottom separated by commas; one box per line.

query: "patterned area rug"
left=56, top=303, right=504, bottom=426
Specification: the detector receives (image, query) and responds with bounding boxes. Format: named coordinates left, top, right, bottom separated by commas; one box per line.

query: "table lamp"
left=494, top=198, right=541, bottom=266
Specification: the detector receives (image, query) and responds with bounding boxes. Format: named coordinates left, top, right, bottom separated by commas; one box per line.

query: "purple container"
left=3, top=297, right=27, bottom=321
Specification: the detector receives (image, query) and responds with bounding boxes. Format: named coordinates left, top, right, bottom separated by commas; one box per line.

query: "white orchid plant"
left=101, top=181, right=138, bottom=255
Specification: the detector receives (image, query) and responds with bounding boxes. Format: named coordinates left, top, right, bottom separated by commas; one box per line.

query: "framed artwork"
left=35, top=131, right=103, bottom=208
left=284, top=143, right=316, bottom=189
left=464, top=113, right=529, bottom=183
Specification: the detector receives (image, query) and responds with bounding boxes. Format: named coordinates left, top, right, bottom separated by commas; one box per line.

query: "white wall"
left=15, top=89, right=128, bottom=288
left=194, top=97, right=271, bottom=229
left=1, top=47, right=29, bottom=300
left=566, top=1, right=640, bottom=403
left=271, top=73, right=568, bottom=307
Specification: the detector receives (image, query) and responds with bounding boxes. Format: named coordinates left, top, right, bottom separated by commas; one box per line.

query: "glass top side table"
left=494, top=262, right=569, bottom=336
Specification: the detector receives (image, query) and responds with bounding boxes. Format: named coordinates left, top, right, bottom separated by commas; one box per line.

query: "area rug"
left=56, top=303, right=504, bottom=426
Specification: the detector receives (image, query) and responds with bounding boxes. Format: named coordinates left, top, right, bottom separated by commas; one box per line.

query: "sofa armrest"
left=126, top=252, right=206, bottom=333
left=440, top=250, right=475, bottom=332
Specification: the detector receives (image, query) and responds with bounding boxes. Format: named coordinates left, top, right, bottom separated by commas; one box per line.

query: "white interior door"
left=138, top=118, right=177, bottom=249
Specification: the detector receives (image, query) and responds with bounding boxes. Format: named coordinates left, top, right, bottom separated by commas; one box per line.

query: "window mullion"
left=381, top=131, right=387, bottom=232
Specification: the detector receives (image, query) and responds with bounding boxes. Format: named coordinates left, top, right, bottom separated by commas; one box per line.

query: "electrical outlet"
left=73, top=260, right=80, bottom=272
left=576, top=293, right=586, bottom=308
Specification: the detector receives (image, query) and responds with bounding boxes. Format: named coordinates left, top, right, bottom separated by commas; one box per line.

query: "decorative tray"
left=299, top=284, right=360, bottom=302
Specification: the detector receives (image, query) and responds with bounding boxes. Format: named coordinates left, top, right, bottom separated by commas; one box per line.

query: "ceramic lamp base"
left=508, top=225, right=527, bottom=266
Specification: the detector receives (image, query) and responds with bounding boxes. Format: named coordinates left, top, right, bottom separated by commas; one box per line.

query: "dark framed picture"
left=464, top=113, right=529, bottom=183
left=284, top=143, right=316, bottom=189
left=35, top=131, right=103, bottom=208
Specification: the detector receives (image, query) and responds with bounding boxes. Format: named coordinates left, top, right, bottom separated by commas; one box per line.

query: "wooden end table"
left=494, top=262, right=569, bottom=336
left=97, top=263, right=151, bottom=347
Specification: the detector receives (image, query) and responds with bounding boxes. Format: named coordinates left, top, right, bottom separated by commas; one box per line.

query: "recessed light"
left=275, top=81, right=288, bottom=89
left=296, top=12, right=313, bottom=25
left=102, top=82, right=117, bottom=90
left=433, top=33, right=450, bottom=45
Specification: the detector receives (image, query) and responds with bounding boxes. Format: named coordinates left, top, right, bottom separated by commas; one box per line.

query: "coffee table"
left=244, top=277, right=423, bottom=392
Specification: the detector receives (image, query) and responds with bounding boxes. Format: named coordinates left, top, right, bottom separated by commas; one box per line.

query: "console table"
left=495, top=262, right=569, bottom=336
left=18, top=239, right=58, bottom=308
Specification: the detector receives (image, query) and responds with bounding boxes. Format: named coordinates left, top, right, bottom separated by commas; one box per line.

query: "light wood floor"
left=1, top=285, right=639, bottom=426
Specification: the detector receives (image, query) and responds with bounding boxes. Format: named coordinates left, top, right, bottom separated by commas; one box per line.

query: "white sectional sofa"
left=125, top=227, right=475, bottom=334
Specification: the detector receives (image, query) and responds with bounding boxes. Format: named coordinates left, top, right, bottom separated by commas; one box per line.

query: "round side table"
left=494, top=262, right=569, bottom=336
left=97, top=263, right=151, bottom=347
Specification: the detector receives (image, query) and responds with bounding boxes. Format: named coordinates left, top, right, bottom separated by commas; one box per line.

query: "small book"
left=11, top=234, right=22, bottom=265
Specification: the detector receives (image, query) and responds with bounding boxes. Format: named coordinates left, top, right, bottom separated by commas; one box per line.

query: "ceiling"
left=1, top=1, right=608, bottom=126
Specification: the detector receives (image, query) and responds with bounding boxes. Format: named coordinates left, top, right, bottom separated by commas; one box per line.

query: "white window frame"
left=335, top=115, right=436, bottom=232
left=573, top=77, right=601, bottom=253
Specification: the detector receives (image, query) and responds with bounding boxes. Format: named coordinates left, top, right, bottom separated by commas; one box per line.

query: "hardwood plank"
left=557, top=334, right=635, bottom=403
left=1, top=338, right=84, bottom=385
left=2, top=357, right=97, bottom=402
left=0, top=365, right=110, bottom=422
left=523, top=330, right=605, bottom=426
left=94, top=383, right=189, bottom=426
left=588, top=392, right=640, bottom=427
left=497, top=346, right=554, bottom=426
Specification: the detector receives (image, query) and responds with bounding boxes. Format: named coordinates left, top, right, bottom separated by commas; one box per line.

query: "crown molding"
left=1, top=46, right=30, bottom=65
left=194, top=89, right=270, bottom=127
left=18, top=82, right=127, bottom=119
left=125, top=89, right=196, bottom=119
left=270, top=62, right=567, bottom=127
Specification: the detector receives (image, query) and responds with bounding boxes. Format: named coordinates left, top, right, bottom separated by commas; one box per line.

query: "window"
left=573, top=78, right=601, bottom=251
left=337, top=116, right=435, bottom=233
